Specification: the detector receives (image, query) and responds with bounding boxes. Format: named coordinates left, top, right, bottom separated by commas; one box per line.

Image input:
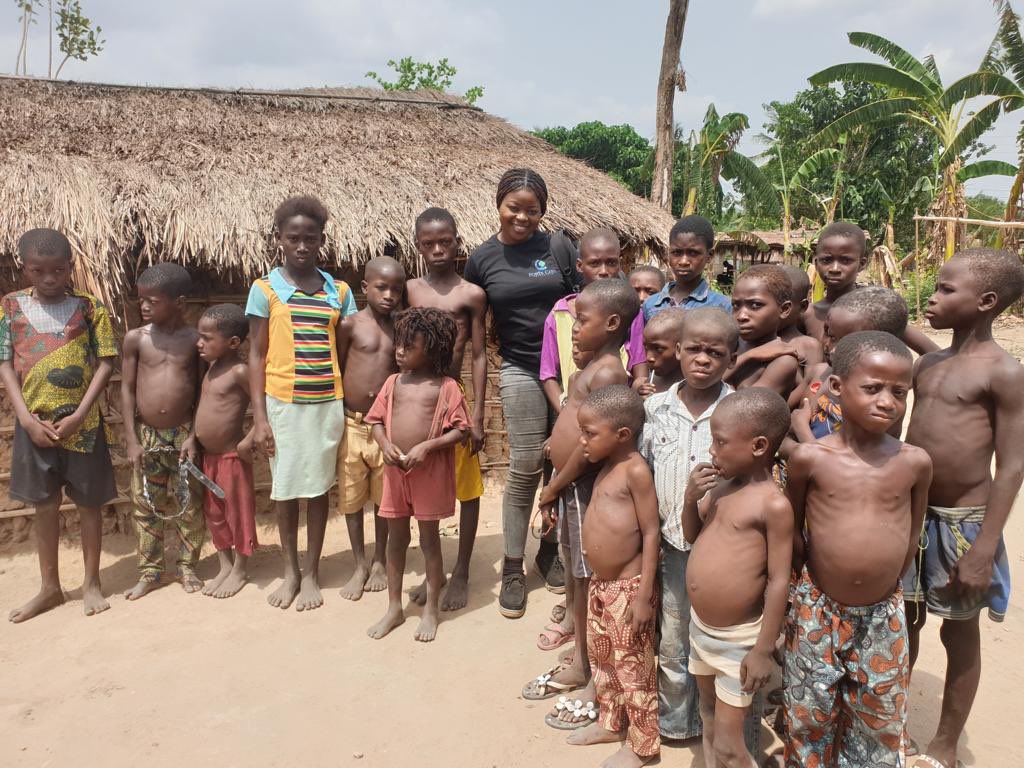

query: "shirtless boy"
left=122, top=263, right=205, bottom=599
left=784, top=331, right=932, bottom=767
left=727, top=265, right=800, bottom=399
left=636, top=307, right=685, bottom=398
left=335, top=255, right=405, bottom=601
left=778, top=265, right=823, bottom=371
left=566, top=385, right=660, bottom=768
left=406, top=207, right=488, bottom=611
left=194, top=303, right=257, bottom=599
left=683, top=388, right=793, bottom=768
left=904, top=249, right=1024, bottom=768
left=523, top=278, right=640, bottom=729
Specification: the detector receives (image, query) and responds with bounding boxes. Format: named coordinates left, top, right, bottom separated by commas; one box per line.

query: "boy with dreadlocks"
left=122, top=262, right=205, bottom=601
left=365, top=307, right=470, bottom=642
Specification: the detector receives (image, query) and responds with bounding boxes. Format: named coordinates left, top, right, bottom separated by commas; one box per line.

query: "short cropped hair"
left=393, top=307, right=457, bottom=377
left=415, top=207, right=458, bottom=236
left=780, top=264, right=810, bottom=304
left=630, top=264, right=666, bottom=287
left=669, top=215, right=715, bottom=251
left=18, top=228, right=72, bottom=262
left=831, top=330, right=912, bottom=379
left=274, top=195, right=329, bottom=231
left=817, top=221, right=866, bottom=256
left=953, top=248, right=1024, bottom=313
left=716, top=387, right=791, bottom=454
left=496, top=167, right=549, bottom=215
left=137, top=262, right=192, bottom=298
left=580, top=227, right=620, bottom=253
left=364, top=255, right=406, bottom=280
left=579, top=278, right=641, bottom=340
left=736, top=264, right=792, bottom=307
left=202, top=303, right=249, bottom=340
left=645, top=306, right=687, bottom=340
left=832, top=286, right=908, bottom=336
left=582, top=384, right=645, bottom=436
left=682, top=306, right=740, bottom=351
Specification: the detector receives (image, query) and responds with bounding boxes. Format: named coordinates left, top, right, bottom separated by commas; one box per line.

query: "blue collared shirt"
left=641, top=278, right=732, bottom=322
left=246, top=266, right=356, bottom=316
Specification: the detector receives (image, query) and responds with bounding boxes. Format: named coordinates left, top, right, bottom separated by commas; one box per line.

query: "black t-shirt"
left=465, top=231, right=571, bottom=374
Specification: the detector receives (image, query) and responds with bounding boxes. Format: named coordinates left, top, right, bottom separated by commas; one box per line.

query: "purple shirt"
left=539, top=293, right=646, bottom=384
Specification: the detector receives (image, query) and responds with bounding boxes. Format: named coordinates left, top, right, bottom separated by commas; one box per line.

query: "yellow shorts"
left=455, top=439, right=484, bottom=502
left=337, top=411, right=384, bottom=514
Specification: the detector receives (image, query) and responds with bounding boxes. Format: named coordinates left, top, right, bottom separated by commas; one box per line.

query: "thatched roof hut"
left=0, top=75, right=675, bottom=309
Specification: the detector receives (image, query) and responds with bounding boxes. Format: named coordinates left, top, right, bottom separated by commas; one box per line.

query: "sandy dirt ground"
left=1, top=322, right=1023, bottom=768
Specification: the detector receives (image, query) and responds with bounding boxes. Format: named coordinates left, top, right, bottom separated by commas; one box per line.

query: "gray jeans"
left=499, top=361, right=555, bottom=560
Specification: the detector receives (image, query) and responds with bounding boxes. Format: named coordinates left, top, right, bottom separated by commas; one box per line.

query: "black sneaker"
left=535, top=550, right=566, bottom=594
left=499, top=569, right=527, bottom=618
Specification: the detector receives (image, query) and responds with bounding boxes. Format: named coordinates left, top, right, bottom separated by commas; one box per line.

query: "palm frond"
left=957, top=159, right=1018, bottom=182
left=994, top=0, right=1024, bottom=87
left=847, top=32, right=939, bottom=89
left=938, top=100, right=1005, bottom=166
left=808, top=98, right=922, bottom=150
left=940, top=71, right=1023, bottom=112
left=722, top=151, right=778, bottom=211
left=809, top=62, right=932, bottom=97
left=791, top=148, right=842, bottom=188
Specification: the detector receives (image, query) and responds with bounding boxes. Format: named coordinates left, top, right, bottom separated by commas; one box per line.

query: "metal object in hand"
left=180, top=457, right=225, bottom=499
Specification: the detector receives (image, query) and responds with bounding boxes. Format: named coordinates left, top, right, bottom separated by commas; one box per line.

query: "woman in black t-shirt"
left=464, top=168, right=572, bottom=619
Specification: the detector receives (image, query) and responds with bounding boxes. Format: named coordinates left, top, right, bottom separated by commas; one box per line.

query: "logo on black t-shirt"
left=529, top=259, right=556, bottom=278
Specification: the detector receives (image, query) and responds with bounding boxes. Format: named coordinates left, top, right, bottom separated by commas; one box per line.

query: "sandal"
left=544, top=697, right=598, bottom=730
left=521, top=665, right=582, bottom=700
left=915, top=756, right=964, bottom=768
left=537, top=623, right=574, bottom=651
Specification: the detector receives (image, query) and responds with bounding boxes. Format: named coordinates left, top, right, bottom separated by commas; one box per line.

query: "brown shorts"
left=10, top=420, right=117, bottom=509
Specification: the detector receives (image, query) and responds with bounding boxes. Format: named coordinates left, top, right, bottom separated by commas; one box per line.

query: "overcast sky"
left=3, top=0, right=1019, bottom=202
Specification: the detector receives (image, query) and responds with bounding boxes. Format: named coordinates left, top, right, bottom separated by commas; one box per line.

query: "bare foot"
left=267, top=575, right=300, bottom=609
left=339, top=564, right=369, bottom=601
left=441, top=574, right=469, bottom=611
left=364, top=561, right=387, bottom=592
left=9, top=586, right=65, bottom=623
left=600, top=743, right=652, bottom=768
left=212, top=570, right=247, bottom=599
left=82, top=584, right=109, bottom=617
left=567, top=722, right=623, bottom=747
left=367, top=604, right=405, bottom=639
left=180, top=571, right=204, bottom=594
left=295, top=573, right=323, bottom=611
left=124, top=578, right=161, bottom=601
left=415, top=611, right=439, bottom=642
left=202, top=558, right=233, bottom=596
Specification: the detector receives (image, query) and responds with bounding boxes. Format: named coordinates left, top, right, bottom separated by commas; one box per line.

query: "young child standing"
left=364, top=307, right=470, bottom=642
left=641, top=215, right=731, bottom=322
left=636, top=307, right=685, bottom=398
left=335, top=255, right=405, bottom=602
left=784, top=331, right=932, bottom=768
left=2, top=229, right=118, bottom=622
left=903, top=249, right=1024, bottom=768
left=122, top=262, right=205, bottom=600
left=629, top=265, right=666, bottom=304
left=406, top=207, right=488, bottom=612
left=247, top=196, right=357, bottom=612
left=778, top=264, right=823, bottom=371
left=194, top=303, right=257, bottom=599
left=564, top=385, right=660, bottom=768
left=683, top=388, right=793, bottom=768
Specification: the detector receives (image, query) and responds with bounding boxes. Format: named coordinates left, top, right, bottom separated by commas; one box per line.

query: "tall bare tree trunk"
left=651, top=0, right=689, bottom=213
left=998, top=128, right=1024, bottom=251
left=928, top=159, right=965, bottom=262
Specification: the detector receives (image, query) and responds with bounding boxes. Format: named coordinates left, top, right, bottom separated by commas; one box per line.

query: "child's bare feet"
left=82, top=584, right=109, bottom=616
left=212, top=563, right=247, bottom=598
left=202, top=553, right=233, bottom=596
left=567, top=722, right=623, bottom=746
left=367, top=604, right=405, bottom=639
left=410, top=576, right=446, bottom=606
left=295, top=573, right=323, bottom=611
left=124, top=578, right=161, bottom=601
left=365, top=561, right=387, bottom=592
left=599, top=744, right=653, bottom=768
left=9, top=586, right=65, bottom=623
left=441, top=574, right=469, bottom=611
left=415, top=609, right=439, bottom=642
left=180, top=570, right=204, bottom=593
left=339, top=563, right=369, bottom=601
left=267, top=575, right=300, bottom=609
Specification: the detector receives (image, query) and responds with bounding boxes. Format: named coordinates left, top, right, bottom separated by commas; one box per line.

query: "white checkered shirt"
left=639, top=381, right=733, bottom=552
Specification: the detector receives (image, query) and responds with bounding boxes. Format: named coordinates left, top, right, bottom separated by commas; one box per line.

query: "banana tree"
left=809, top=32, right=1018, bottom=260
left=767, top=144, right=842, bottom=254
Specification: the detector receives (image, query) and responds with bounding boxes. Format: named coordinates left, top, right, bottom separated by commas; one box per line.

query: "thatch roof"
left=0, top=76, right=675, bottom=305
left=718, top=228, right=818, bottom=253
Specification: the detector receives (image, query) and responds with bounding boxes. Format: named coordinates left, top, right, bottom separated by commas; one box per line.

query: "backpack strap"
left=548, top=231, right=581, bottom=295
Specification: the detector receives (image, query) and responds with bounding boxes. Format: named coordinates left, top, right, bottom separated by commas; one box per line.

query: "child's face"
left=571, top=293, right=619, bottom=354
left=22, top=250, right=70, bottom=300
left=196, top=317, right=239, bottom=363
left=138, top=285, right=183, bottom=325
left=667, top=232, right=711, bottom=286
left=678, top=323, right=734, bottom=390
left=708, top=411, right=761, bottom=479
left=630, top=271, right=663, bottom=302
left=644, top=323, right=680, bottom=376
left=925, top=258, right=989, bottom=330
left=361, top=267, right=404, bottom=316
left=416, top=220, right=459, bottom=273
left=497, top=189, right=543, bottom=245
left=830, top=351, right=911, bottom=434
left=822, top=306, right=873, bottom=363
left=577, top=406, right=628, bottom=463
left=731, top=277, right=790, bottom=343
left=276, top=215, right=325, bottom=272
left=814, top=235, right=864, bottom=292
left=576, top=242, right=620, bottom=285
left=395, top=332, right=428, bottom=373
left=571, top=343, right=594, bottom=370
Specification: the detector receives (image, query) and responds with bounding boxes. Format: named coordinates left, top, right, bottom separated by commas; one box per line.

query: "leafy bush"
left=900, top=265, right=937, bottom=321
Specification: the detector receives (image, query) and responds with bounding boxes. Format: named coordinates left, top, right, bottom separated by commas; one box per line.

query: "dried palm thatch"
left=0, top=76, right=676, bottom=307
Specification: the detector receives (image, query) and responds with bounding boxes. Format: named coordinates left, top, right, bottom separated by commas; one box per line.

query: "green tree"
left=366, top=57, right=484, bottom=105
left=53, top=0, right=103, bottom=78
left=534, top=121, right=653, bottom=197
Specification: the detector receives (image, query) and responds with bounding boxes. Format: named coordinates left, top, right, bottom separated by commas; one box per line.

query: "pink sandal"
left=537, top=623, right=574, bottom=651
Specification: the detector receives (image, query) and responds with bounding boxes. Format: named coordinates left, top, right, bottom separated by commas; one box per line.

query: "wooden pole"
left=912, top=213, right=1024, bottom=229
left=914, top=210, right=921, bottom=321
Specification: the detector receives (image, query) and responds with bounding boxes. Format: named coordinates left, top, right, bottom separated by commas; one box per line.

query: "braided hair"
left=393, top=307, right=458, bottom=377
left=496, top=168, right=549, bottom=215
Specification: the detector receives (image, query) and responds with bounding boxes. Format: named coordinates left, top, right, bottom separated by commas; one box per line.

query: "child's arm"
left=784, top=444, right=811, bottom=574
left=542, top=379, right=564, bottom=415
left=538, top=311, right=563, bottom=413
left=54, top=356, right=116, bottom=442
left=748, top=355, right=801, bottom=398
left=335, top=315, right=355, bottom=372
left=403, top=425, right=467, bottom=470
left=180, top=349, right=206, bottom=463
left=902, top=447, right=933, bottom=574
left=232, top=363, right=255, bottom=461
left=369, top=423, right=404, bottom=466
left=902, top=325, right=940, bottom=356
left=538, top=446, right=590, bottom=510
left=121, top=330, right=144, bottom=468
left=682, top=463, right=717, bottom=544
left=0, top=361, right=59, bottom=446
left=741, top=493, right=794, bottom=694
left=627, top=460, right=661, bottom=635
left=247, top=316, right=275, bottom=457
left=948, top=362, right=1024, bottom=601
left=468, top=287, right=488, bottom=454
left=727, top=339, right=800, bottom=378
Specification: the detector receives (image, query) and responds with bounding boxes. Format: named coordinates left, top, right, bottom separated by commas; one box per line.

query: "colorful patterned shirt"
left=0, top=289, right=118, bottom=452
left=245, top=268, right=357, bottom=403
